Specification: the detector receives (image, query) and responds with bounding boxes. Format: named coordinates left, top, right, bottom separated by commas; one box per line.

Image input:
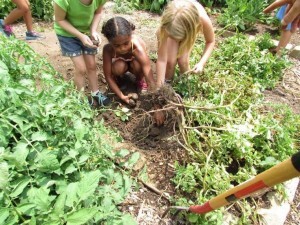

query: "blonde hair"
left=159, top=0, right=202, bottom=56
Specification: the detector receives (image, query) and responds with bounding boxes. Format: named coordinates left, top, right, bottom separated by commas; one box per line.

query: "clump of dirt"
left=99, top=84, right=184, bottom=150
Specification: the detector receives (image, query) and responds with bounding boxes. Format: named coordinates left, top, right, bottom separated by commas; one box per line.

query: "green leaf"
left=0, top=208, right=9, bottom=224
left=188, top=213, right=199, bottom=223
left=65, top=182, right=79, bottom=207
left=121, top=214, right=137, bottom=225
left=0, top=162, right=9, bottom=189
left=29, top=216, right=36, bottom=225
left=68, top=150, right=79, bottom=158
left=27, top=187, right=53, bottom=211
left=8, top=115, right=25, bottom=130
left=31, top=131, right=48, bottom=141
left=12, top=142, right=29, bottom=165
left=115, top=149, right=130, bottom=158
left=16, top=203, right=35, bottom=215
left=74, top=120, right=88, bottom=141
left=66, top=208, right=98, bottom=225
left=101, top=195, right=117, bottom=212
left=53, top=192, right=66, bottom=215
left=123, top=175, right=132, bottom=195
left=124, top=152, right=140, bottom=168
left=43, top=220, right=60, bottom=225
left=4, top=213, right=18, bottom=225
left=78, top=154, right=89, bottom=164
left=10, top=177, right=31, bottom=198
left=77, top=171, right=101, bottom=201
left=65, top=163, right=77, bottom=175
left=37, top=151, right=60, bottom=172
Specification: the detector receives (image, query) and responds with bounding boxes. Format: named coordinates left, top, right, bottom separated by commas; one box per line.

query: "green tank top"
left=54, top=0, right=106, bottom=37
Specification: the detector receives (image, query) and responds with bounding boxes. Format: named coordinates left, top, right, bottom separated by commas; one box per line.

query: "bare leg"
left=165, top=37, right=179, bottom=80
left=22, top=0, right=34, bottom=31
left=4, top=0, right=33, bottom=31
left=83, top=54, right=98, bottom=92
left=178, top=51, right=191, bottom=74
left=276, top=29, right=292, bottom=55
left=70, top=55, right=87, bottom=91
left=112, top=59, right=128, bottom=78
left=129, top=59, right=143, bottom=80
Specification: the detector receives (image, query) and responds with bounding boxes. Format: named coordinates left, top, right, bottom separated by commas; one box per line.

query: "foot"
left=137, top=79, right=148, bottom=93
left=25, top=31, right=44, bottom=40
left=91, top=92, right=110, bottom=107
left=0, top=19, right=14, bottom=37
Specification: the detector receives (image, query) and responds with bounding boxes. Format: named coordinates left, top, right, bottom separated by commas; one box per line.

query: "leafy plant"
left=217, top=0, right=268, bottom=31
left=114, top=107, right=132, bottom=122
left=201, top=0, right=227, bottom=7
left=171, top=33, right=298, bottom=224
left=0, top=36, right=136, bottom=224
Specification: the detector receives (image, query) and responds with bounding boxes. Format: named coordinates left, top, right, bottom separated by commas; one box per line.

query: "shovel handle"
left=189, top=151, right=300, bottom=214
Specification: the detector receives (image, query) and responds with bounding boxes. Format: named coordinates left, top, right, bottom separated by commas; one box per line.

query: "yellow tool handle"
left=190, top=151, right=300, bottom=214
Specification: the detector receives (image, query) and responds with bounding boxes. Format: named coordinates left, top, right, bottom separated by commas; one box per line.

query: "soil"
left=9, top=2, right=299, bottom=224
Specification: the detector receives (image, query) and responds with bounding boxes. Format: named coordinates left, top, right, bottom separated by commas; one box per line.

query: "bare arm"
left=264, top=0, right=300, bottom=30
left=90, top=4, right=105, bottom=42
left=192, top=15, right=215, bottom=73
left=103, top=45, right=129, bottom=103
left=134, top=41, right=156, bottom=91
left=54, top=3, right=96, bottom=48
left=54, top=3, right=82, bottom=38
left=156, top=36, right=168, bottom=88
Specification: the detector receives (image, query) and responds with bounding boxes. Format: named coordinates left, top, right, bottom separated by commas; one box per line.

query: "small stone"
left=290, top=46, right=300, bottom=59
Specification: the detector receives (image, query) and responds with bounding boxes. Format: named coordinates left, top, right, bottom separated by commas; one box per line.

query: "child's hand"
left=192, top=63, right=204, bottom=74
left=153, top=104, right=165, bottom=126
left=80, top=34, right=97, bottom=49
left=121, top=95, right=131, bottom=104
left=153, top=111, right=165, bottom=126
left=90, top=32, right=102, bottom=47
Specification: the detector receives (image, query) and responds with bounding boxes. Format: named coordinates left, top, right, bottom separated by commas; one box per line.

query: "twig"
left=183, top=125, right=228, bottom=131
left=169, top=93, right=241, bottom=110
left=137, top=200, right=145, bottom=221
left=203, top=150, right=213, bottom=190
left=139, top=179, right=170, bottom=201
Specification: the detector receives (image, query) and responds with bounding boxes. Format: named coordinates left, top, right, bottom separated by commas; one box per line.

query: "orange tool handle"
left=189, top=151, right=300, bottom=214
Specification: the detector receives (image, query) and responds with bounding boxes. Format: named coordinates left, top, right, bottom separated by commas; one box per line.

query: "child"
left=0, top=0, right=42, bottom=40
left=156, top=0, right=215, bottom=87
left=54, top=0, right=110, bottom=107
left=101, top=16, right=156, bottom=104
left=264, top=3, right=297, bottom=55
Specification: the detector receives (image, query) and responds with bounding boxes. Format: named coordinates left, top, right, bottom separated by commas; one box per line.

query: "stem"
left=203, top=150, right=213, bottom=190
left=4, top=192, right=26, bottom=222
left=169, top=93, right=241, bottom=110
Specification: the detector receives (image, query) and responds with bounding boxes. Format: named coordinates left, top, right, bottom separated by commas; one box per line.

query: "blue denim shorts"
left=57, top=35, right=98, bottom=57
left=276, top=5, right=292, bottom=31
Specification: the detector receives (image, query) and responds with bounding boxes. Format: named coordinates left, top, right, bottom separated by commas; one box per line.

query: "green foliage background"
left=0, top=36, right=136, bottom=225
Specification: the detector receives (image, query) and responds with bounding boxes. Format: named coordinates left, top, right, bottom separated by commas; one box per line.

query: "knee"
left=74, top=66, right=86, bottom=76
left=18, top=4, right=30, bottom=14
left=177, top=57, right=189, bottom=70
left=85, top=62, right=96, bottom=73
left=112, top=60, right=128, bottom=76
left=166, top=59, right=177, bottom=71
left=129, top=60, right=142, bottom=75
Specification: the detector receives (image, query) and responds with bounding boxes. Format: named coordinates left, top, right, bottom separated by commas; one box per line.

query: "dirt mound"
left=99, top=84, right=183, bottom=150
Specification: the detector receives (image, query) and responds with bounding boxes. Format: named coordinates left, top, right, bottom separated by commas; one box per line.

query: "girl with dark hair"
left=101, top=16, right=156, bottom=104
